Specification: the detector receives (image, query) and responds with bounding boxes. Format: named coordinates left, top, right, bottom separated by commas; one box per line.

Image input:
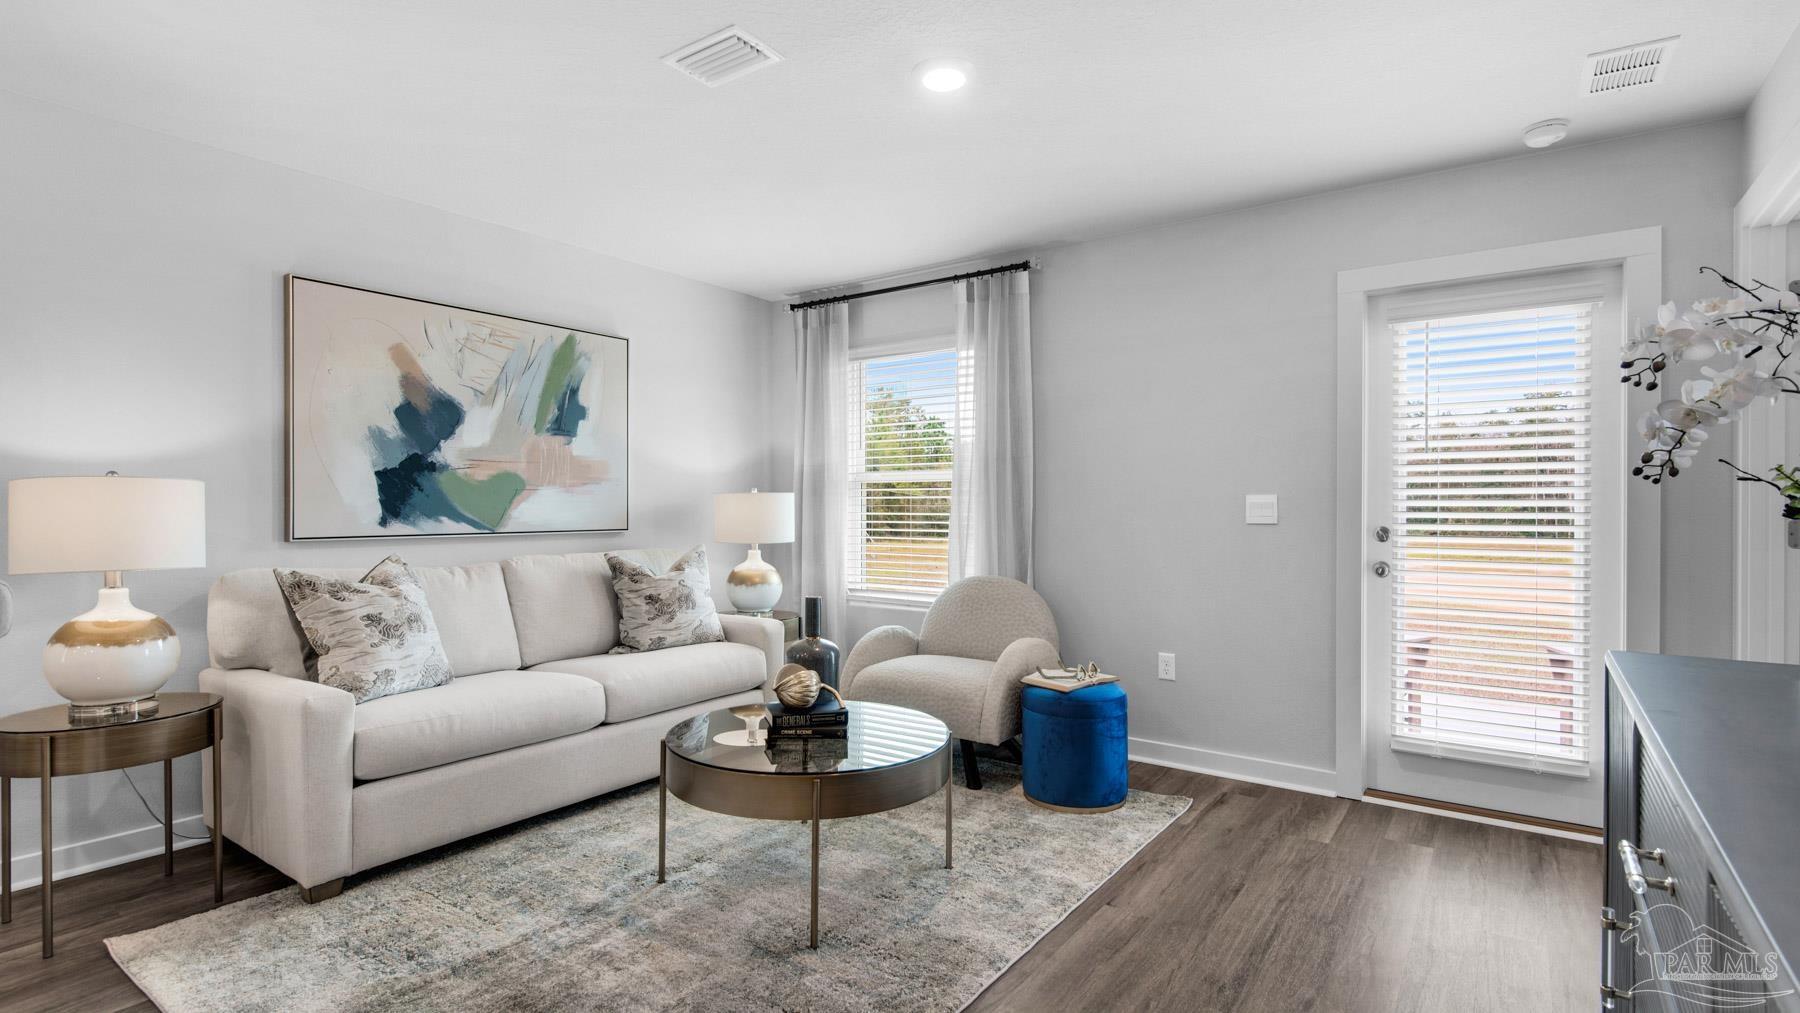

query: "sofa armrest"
left=199, top=667, right=354, bottom=889
left=841, top=625, right=920, bottom=698
left=718, top=613, right=786, bottom=689
left=980, top=637, right=1062, bottom=744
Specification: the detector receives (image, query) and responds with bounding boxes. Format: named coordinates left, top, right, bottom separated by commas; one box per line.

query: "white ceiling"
left=2, top=1, right=1795, bottom=298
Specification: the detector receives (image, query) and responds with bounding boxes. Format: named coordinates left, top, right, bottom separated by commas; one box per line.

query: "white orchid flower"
left=1660, top=320, right=1721, bottom=362
left=1690, top=361, right=1780, bottom=413
left=1621, top=324, right=1656, bottom=358
left=1692, top=295, right=1748, bottom=317
left=1656, top=398, right=1725, bottom=431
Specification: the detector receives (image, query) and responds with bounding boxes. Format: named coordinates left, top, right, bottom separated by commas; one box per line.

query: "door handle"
left=1619, top=839, right=1676, bottom=895
left=1371, top=561, right=1391, bottom=578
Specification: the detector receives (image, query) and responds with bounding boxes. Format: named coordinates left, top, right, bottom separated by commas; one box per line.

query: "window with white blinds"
left=845, top=346, right=965, bottom=600
left=1387, top=300, right=1595, bottom=775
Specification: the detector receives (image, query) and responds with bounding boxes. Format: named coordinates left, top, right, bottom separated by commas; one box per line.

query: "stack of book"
left=764, top=694, right=848, bottom=739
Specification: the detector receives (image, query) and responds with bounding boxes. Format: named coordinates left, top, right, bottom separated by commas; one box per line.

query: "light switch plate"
left=1245, top=494, right=1278, bottom=524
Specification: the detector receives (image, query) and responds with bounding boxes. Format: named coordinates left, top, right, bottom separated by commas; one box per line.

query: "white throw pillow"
left=274, top=555, right=453, bottom=704
left=605, top=546, right=725, bottom=652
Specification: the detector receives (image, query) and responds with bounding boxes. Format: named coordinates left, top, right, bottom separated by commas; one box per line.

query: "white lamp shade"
left=8, top=476, right=206, bottom=575
left=714, top=491, right=795, bottom=545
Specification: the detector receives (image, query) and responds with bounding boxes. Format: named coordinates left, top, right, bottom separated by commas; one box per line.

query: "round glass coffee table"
left=659, top=701, right=952, bottom=949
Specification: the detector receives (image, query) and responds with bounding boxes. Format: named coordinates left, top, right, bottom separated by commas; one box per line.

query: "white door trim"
left=1333, top=228, right=1663, bottom=799
left=1732, top=118, right=1800, bottom=664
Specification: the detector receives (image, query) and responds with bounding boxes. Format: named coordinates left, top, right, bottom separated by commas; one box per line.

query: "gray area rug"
left=109, top=760, right=1188, bottom=1012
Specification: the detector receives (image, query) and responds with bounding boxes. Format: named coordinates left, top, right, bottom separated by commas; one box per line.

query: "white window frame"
left=845, top=334, right=959, bottom=606
left=1334, top=228, right=1662, bottom=800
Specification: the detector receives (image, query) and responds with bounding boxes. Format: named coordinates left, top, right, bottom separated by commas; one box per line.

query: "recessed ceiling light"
left=1523, top=118, right=1571, bottom=149
left=915, top=58, right=970, bottom=93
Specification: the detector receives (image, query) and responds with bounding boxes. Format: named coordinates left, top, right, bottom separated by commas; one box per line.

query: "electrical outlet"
left=1157, top=652, right=1176, bottom=681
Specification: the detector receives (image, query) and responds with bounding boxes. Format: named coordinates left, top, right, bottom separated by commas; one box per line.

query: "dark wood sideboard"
left=1603, top=652, right=1800, bottom=1011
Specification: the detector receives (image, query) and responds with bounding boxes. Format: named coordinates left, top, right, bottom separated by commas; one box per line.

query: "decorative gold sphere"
left=773, top=663, right=821, bottom=708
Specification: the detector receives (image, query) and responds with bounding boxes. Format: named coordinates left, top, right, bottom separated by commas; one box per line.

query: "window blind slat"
left=1387, top=302, right=1596, bottom=769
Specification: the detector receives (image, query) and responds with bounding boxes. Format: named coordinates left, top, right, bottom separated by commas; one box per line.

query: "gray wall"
left=775, top=118, right=1742, bottom=787
left=1747, top=27, right=1800, bottom=186
left=0, top=91, right=777, bottom=882
left=1031, top=117, right=1739, bottom=781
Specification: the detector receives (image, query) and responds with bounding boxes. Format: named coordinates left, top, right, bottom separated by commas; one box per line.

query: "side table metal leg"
left=657, top=744, right=667, bottom=884
left=3, top=775, right=11, bottom=924
left=40, top=735, right=53, bottom=958
left=810, top=778, right=821, bottom=950
left=945, top=775, right=953, bottom=870
left=162, top=759, right=174, bottom=877
left=211, top=710, right=223, bottom=903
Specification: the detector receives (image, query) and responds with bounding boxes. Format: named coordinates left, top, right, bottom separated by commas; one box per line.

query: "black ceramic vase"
left=784, top=596, right=841, bottom=691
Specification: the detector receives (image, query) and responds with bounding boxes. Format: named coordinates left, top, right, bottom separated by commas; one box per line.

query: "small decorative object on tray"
left=714, top=703, right=771, bottom=747
left=1021, top=662, right=1120, bottom=693
left=765, top=670, right=848, bottom=739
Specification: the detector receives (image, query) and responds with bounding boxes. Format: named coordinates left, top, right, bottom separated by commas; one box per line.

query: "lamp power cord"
left=120, top=768, right=212, bottom=841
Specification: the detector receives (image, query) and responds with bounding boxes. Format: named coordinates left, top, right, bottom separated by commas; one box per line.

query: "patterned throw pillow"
left=274, top=556, right=453, bottom=704
left=605, top=546, right=726, bottom=653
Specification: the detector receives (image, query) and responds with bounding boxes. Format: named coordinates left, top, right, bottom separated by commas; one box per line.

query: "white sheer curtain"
left=790, top=303, right=850, bottom=640
left=950, top=270, right=1034, bottom=584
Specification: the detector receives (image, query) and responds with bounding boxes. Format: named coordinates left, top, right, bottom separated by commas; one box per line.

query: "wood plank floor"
left=0, top=761, right=1600, bottom=1012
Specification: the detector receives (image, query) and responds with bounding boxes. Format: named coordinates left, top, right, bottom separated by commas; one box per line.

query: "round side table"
left=0, top=691, right=224, bottom=958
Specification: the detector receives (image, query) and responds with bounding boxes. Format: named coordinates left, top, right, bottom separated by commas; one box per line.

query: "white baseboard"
left=1128, top=736, right=1339, bottom=797
left=6, top=813, right=211, bottom=891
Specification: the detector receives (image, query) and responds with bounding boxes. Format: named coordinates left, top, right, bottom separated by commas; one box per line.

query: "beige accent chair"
left=841, top=576, right=1059, bottom=789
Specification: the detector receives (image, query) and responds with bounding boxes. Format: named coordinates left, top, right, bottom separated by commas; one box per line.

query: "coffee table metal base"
left=657, top=741, right=952, bottom=949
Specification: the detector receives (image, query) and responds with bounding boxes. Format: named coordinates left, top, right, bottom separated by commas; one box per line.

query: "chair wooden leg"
left=299, top=878, right=345, bottom=904
left=959, top=739, right=982, bottom=790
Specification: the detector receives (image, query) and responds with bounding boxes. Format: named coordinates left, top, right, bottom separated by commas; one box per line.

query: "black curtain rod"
left=787, top=260, right=1034, bottom=312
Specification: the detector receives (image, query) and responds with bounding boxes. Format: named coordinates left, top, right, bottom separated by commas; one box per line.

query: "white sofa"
left=198, top=549, right=783, bottom=901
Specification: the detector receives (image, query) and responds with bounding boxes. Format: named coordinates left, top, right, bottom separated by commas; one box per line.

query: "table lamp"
left=714, top=489, right=794, bottom=615
left=6, top=474, right=206, bottom=721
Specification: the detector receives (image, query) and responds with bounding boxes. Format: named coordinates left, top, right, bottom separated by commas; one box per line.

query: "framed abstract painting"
left=286, top=276, right=628, bottom=539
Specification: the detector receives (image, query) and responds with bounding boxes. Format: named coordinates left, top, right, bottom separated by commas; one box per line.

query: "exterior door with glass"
left=1362, top=267, right=1626, bottom=827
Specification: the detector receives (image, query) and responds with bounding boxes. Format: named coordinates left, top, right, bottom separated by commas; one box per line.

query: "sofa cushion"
left=411, top=561, right=523, bottom=677
left=276, top=556, right=453, bottom=704
left=501, top=552, right=620, bottom=667
left=605, top=546, right=725, bottom=653
left=531, top=642, right=764, bottom=724
left=210, top=565, right=360, bottom=677
left=351, top=670, right=606, bottom=780
left=844, top=654, right=994, bottom=742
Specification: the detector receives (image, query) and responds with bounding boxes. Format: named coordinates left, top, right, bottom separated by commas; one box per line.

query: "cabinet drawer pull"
left=1619, top=839, right=1676, bottom=895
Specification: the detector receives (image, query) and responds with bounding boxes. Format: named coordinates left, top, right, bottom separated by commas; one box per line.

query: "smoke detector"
left=663, top=26, right=783, bottom=87
left=1584, top=36, right=1679, bottom=95
left=1523, top=118, right=1571, bottom=149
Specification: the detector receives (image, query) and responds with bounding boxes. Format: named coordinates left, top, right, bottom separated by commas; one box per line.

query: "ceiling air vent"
left=663, top=26, right=782, bottom=87
left=1584, top=36, right=1679, bottom=95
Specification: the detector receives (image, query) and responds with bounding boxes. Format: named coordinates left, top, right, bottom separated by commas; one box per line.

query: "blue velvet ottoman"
left=1021, top=682, right=1129, bottom=812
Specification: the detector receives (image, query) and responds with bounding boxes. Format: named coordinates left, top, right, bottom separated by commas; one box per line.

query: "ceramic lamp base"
left=727, top=547, right=783, bottom=615
left=43, top=586, right=180, bottom=713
